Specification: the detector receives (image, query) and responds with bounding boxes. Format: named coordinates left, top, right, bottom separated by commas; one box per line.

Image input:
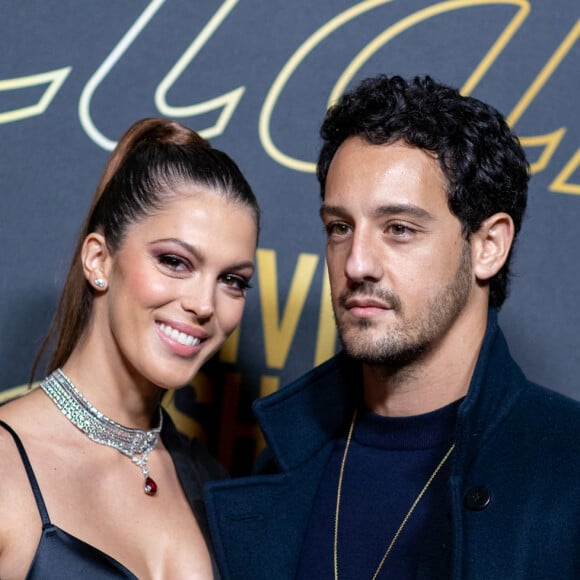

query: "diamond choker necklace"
left=41, top=368, right=163, bottom=496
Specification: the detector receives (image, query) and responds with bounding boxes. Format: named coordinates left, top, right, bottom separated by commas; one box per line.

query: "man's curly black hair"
left=317, top=75, right=529, bottom=309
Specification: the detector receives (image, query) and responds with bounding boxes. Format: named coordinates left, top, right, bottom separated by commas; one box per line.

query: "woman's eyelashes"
left=221, top=274, right=252, bottom=295
left=156, top=251, right=251, bottom=295
left=156, top=253, right=191, bottom=273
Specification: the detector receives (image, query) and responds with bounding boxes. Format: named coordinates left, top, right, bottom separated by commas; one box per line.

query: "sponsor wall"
left=1, top=0, right=579, bottom=473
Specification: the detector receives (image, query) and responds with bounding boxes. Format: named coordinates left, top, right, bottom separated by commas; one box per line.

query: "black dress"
left=0, top=410, right=227, bottom=579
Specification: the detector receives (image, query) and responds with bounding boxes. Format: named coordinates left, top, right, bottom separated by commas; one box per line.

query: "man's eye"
left=325, top=222, right=350, bottom=236
left=388, top=224, right=411, bottom=236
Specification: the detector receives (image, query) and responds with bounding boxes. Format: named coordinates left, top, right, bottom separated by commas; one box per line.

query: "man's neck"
left=362, top=308, right=488, bottom=417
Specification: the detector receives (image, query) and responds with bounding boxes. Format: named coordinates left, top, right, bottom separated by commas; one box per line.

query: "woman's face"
left=98, top=188, right=257, bottom=390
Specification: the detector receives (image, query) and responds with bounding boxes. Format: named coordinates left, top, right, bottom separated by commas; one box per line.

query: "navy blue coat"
left=205, top=312, right=580, bottom=579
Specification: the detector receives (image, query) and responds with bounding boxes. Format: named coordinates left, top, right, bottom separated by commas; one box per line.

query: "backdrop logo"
left=0, top=0, right=578, bottom=193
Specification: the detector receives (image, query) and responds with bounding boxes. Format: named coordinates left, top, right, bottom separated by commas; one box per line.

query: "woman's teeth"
left=158, top=323, right=201, bottom=346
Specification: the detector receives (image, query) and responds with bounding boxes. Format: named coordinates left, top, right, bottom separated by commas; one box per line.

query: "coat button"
left=463, top=486, right=492, bottom=511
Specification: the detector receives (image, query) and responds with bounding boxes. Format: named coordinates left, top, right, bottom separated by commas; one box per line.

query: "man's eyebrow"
left=320, top=203, right=434, bottom=221
left=320, top=204, right=349, bottom=220
left=372, top=204, right=434, bottom=221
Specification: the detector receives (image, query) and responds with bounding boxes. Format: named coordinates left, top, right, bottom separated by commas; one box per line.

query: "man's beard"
left=333, top=241, right=472, bottom=367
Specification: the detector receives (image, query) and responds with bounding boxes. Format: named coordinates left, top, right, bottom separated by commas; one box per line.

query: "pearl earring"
left=94, top=278, right=106, bottom=289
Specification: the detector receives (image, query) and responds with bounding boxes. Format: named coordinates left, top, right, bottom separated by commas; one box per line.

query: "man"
left=205, top=75, right=580, bottom=579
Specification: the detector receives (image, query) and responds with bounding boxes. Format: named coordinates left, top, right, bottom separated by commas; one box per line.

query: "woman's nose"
left=180, top=279, right=215, bottom=320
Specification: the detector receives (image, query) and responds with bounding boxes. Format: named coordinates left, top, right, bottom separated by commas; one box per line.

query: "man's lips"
left=344, top=297, right=392, bottom=309
left=343, top=297, right=393, bottom=318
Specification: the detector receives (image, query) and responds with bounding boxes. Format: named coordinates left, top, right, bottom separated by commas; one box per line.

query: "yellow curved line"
left=260, top=0, right=530, bottom=173
left=259, top=0, right=394, bottom=173
left=154, top=0, right=245, bottom=139
left=331, top=0, right=530, bottom=102
left=519, top=129, right=566, bottom=174
left=79, top=0, right=165, bottom=151
left=0, top=67, right=72, bottom=124
left=507, top=19, right=580, bottom=127
left=550, top=148, right=580, bottom=195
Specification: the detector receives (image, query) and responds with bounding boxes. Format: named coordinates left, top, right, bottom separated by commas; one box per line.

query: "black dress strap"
left=0, top=420, right=51, bottom=526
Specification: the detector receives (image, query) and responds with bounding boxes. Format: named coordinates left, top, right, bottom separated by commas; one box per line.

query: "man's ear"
left=81, top=233, right=111, bottom=291
left=471, top=213, right=515, bottom=282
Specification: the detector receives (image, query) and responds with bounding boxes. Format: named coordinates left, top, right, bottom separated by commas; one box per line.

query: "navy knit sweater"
left=296, top=399, right=461, bottom=579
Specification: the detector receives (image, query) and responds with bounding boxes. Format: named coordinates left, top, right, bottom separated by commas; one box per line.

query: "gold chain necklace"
left=333, top=408, right=455, bottom=580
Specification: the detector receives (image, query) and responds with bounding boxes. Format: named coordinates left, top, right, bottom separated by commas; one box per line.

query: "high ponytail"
left=30, top=118, right=259, bottom=383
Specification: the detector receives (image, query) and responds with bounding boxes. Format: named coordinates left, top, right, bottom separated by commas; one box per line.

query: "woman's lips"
left=155, top=321, right=208, bottom=357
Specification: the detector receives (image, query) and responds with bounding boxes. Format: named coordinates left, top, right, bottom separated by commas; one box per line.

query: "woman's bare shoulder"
left=0, top=389, right=45, bottom=474
left=0, top=398, right=31, bottom=479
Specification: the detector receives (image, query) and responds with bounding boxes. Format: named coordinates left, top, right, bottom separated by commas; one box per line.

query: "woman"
left=0, top=118, right=260, bottom=579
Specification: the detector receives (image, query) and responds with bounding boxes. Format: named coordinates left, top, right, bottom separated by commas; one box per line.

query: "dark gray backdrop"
left=1, top=1, right=578, bottom=471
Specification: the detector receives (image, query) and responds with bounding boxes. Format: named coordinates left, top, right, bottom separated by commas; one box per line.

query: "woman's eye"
left=222, top=274, right=251, bottom=294
left=158, top=254, right=188, bottom=271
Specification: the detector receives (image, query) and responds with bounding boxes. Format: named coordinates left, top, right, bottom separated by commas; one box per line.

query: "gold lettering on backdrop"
left=79, top=0, right=243, bottom=150
left=315, top=265, right=337, bottom=366
left=551, top=150, right=580, bottom=195
left=258, top=249, right=320, bottom=369
left=220, top=253, right=336, bottom=368
left=259, top=1, right=578, bottom=196
left=330, top=0, right=529, bottom=105
left=162, top=373, right=214, bottom=442
left=546, top=21, right=580, bottom=195
left=3, top=3, right=575, bottom=190
left=517, top=130, right=566, bottom=175
left=154, top=0, right=244, bottom=139
left=259, top=0, right=530, bottom=174
left=507, top=19, right=580, bottom=184
left=259, top=0, right=395, bottom=173
left=0, top=68, right=71, bottom=124
left=219, top=326, right=241, bottom=364
left=79, top=0, right=164, bottom=150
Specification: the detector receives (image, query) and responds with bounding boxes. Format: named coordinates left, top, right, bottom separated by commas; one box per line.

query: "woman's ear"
left=81, top=233, right=111, bottom=291
left=472, top=212, right=515, bottom=282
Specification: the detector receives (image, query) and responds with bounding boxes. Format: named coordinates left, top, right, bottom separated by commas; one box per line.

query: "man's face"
left=321, top=137, right=474, bottom=366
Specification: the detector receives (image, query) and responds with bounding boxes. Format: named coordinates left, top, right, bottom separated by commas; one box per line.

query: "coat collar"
left=253, top=351, right=361, bottom=472
left=453, top=309, right=528, bottom=466
left=254, top=309, right=529, bottom=472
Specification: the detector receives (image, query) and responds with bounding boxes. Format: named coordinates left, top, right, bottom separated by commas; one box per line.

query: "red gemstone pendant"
left=144, top=476, right=158, bottom=496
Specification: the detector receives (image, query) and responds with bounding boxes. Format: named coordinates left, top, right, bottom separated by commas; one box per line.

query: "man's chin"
left=340, top=332, right=428, bottom=367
